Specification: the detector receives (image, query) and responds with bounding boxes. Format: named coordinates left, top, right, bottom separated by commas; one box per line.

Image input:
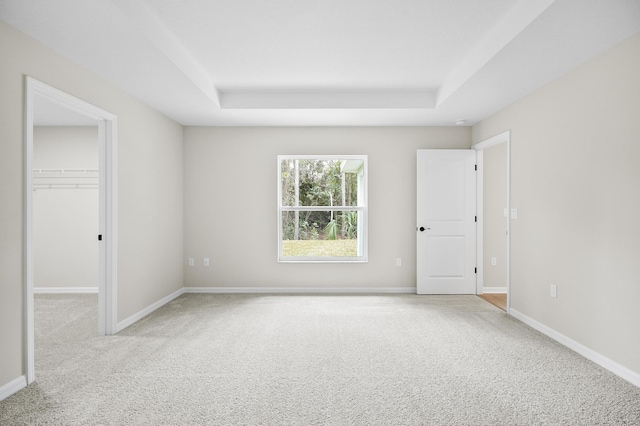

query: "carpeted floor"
left=1, top=293, right=639, bottom=425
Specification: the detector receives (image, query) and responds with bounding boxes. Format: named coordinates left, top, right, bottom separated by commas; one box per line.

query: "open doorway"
left=24, top=77, right=118, bottom=384
left=474, top=131, right=510, bottom=312
left=33, top=123, right=100, bottom=294
left=32, top=123, right=100, bottom=379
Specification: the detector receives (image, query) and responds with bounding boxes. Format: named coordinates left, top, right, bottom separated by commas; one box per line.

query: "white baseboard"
left=34, top=287, right=99, bottom=294
left=482, top=287, right=507, bottom=294
left=115, top=288, right=185, bottom=333
left=0, top=375, right=27, bottom=401
left=183, top=286, right=416, bottom=294
left=510, top=308, right=640, bottom=388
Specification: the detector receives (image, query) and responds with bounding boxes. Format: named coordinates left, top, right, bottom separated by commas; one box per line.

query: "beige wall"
left=482, top=143, right=508, bottom=289
left=0, top=21, right=184, bottom=388
left=184, top=127, right=470, bottom=289
left=34, top=126, right=99, bottom=169
left=472, top=33, right=640, bottom=375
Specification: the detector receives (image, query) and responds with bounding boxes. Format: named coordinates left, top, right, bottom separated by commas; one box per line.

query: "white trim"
left=34, top=287, right=99, bottom=294
left=24, top=77, right=35, bottom=385
left=473, top=130, right=511, bottom=312
left=0, top=376, right=27, bottom=401
left=506, top=139, right=511, bottom=312
left=282, top=206, right=366, bottom=212
left=473, top=130, right=511, bottom=150
left=115, top=288, right=185, bottom=333
left=24, top=77, right=118, bottom=385
left=481, top=287, right=507, bottom=294
left=475, top=148, right=484, bottom=295
left=510, top=309, right=640, bottom=388
left=183, top=287, right=417, bottom=294
left=103, top=117, right=118, bottom=335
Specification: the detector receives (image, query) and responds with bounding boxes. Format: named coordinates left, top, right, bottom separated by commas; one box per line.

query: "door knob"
left=418, top=226, right=431, bottom=232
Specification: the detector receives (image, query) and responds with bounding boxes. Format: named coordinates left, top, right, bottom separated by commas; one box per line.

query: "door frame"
left=473, top=130, right=511, bottom=312
left=24, top=77, right=118, bottom=384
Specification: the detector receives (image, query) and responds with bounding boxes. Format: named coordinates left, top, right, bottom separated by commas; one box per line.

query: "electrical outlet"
left=204, top=257, right=210, bottom=267
left=550, top=284, right=557, bottom=298
left=188, top=258, right=194, bottom=267
left=491, top=257, right=497, bottom=266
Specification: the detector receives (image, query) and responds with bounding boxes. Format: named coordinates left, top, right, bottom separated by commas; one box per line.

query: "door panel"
left=417, top=150, right=476, bottom=294
left=427, top=236, right=465, bottom=277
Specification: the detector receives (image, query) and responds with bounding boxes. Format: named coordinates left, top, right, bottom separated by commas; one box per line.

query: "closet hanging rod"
left=33, top=184, right=99, bottom=190
left=32, top=168, right=99, bottom=174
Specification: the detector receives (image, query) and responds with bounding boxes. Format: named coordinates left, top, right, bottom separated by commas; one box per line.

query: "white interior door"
left=417, top=150, right=476, bottom=294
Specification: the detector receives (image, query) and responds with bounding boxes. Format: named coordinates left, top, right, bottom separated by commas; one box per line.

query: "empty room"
left=1, top=0, right=639, bottom=424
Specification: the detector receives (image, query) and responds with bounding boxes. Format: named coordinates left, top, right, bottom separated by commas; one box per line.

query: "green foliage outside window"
left=281, top=159, right=358, bottom=241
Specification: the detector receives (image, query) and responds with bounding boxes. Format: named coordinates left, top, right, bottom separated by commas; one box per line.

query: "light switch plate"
left=511, top=208, right=518, bottom=219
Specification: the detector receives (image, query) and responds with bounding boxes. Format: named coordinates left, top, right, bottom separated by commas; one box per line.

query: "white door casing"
left=417, top=150, right=477, bottom=294
left=474, top=130, right=511, bottom=311
left=25, top=77, right=118, bottom=384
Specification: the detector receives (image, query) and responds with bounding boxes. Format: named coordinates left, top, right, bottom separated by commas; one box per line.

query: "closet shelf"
left=33, top=169, right=99, bottom=190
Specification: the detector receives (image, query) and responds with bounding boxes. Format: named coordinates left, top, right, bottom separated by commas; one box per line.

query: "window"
left=278, top=155, right=367, bottom=262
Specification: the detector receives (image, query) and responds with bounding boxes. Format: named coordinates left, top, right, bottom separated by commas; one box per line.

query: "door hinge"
left=98, top=234, right=102, bottom=241
left=475, top=267, right=477, bottom=274
left=475, top=216, right=477, bottom=222
left=475, top=164, right=477, bottom=171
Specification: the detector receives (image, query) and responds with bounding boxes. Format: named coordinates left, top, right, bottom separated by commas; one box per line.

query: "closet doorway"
left=25, top=77, right=118, bottom=384
left=33, top=125, right=99, bottom=293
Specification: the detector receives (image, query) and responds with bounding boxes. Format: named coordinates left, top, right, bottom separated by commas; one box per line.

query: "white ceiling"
left=2, top=0, right=640, bottom=126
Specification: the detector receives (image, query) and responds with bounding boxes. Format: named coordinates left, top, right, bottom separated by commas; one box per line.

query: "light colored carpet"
left=1, top=293, right=639, bottom=425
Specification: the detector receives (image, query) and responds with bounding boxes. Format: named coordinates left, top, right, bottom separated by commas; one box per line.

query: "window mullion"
left=281, top=206, right=364, bottom=211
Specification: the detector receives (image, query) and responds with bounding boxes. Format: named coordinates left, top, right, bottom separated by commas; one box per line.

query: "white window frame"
left=277, top=155, right=368, bottom=263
